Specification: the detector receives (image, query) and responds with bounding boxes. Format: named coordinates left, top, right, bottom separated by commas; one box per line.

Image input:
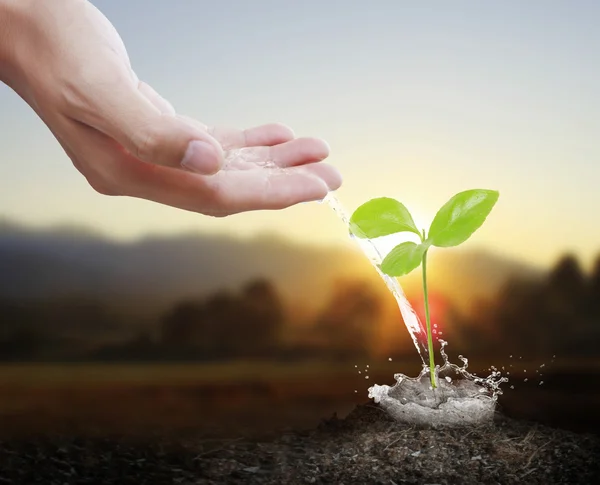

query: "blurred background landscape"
left=1, top=0, right=599, bottom=440
left=0, top=220, right=598, bottom=438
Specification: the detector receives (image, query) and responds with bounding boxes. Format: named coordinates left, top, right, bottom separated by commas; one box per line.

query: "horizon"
left=2, top=212, right=598, bottom=275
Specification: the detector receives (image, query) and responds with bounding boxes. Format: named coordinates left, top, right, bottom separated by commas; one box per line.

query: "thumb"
left=83, top=87, right=224, bottom=175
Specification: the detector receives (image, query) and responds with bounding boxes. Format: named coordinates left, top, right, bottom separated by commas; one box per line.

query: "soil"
left=0, top=403, right=598, bottom=485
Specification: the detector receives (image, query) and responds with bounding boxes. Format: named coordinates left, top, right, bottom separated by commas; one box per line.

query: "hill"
left=0, top=218, right=544, bottom=314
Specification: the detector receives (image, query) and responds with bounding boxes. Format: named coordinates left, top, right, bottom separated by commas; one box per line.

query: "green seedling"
left=349, top=189, right=499, bottom=388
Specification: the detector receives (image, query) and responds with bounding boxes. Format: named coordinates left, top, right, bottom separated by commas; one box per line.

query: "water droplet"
left=388, top=357, right=392, bottom=361
left=524, top=378, right=528, bottom=382
left=365, top=376, right=369, bottom=379
left=445, top=376, right=452, bottom=383
left=366, top=364, right=369, bottom=368
left=540, top=364, right=545, bottom=368
left=354, top=390, right=358, bottom=393
left=539, top=381, right=544, bottom=385
left=510, top=385, right=515, bottom=389
left=509, top=355, right=513, bottom=358
left=358, top=371, right=362, bottom=374
left=524, top=370, right=527, bottom=373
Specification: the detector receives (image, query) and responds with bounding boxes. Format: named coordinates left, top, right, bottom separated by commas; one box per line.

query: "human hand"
left=0, top=0, right=342, bottom=216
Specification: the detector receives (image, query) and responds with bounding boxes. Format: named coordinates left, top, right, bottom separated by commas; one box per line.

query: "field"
left=1, top=357, right=599, bottom=440
left=0, top=360, right=401, bottom=440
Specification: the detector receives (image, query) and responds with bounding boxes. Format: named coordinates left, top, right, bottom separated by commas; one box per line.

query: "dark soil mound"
left=1, top=404, right=598, bottom=484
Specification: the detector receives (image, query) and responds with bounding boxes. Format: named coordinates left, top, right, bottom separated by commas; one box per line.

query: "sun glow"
left=409, top=291, right=450, bottom=337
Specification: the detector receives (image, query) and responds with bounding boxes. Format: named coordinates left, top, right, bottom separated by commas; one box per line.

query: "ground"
left=1, top=361, right=599, bottom=483
left=1, top=403, right=598, bottom=484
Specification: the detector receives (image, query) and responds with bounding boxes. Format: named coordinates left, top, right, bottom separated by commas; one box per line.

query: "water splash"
left=324, top=193, right=429, bottom=365
left=368, top=340, right=508, bottom=427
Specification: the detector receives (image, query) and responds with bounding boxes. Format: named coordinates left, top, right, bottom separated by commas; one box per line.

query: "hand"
left=0, top=0, right=342, bottom=216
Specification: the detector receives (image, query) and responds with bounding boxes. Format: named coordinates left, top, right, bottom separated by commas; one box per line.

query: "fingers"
left=205, top=163, right=342, bottom=214
left=128, top=162, right=342, bottom=216
left=206, top=123, right=295, bottom=150
left=223, top=137, right=330, bottom=169
left=268, top=137, right=330, bottom=167
left=243, top=123, right=295, bottom=147
left=174, top=118, right=296, bottom=151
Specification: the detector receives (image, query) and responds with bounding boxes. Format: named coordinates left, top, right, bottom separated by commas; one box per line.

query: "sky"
left=1, top=0, right=599, bottom=269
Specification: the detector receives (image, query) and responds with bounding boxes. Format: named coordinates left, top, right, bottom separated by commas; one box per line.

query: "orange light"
left=410, top=291, right=449, bottom=336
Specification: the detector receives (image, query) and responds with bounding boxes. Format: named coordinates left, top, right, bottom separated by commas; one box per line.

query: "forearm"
left=0, top=0, right=24, bottom=84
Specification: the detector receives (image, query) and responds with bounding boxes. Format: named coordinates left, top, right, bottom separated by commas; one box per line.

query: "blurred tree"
left=546, top=255, right=586, bottom=315
left=314, top=280, right=382, bottom=360
left=240, top=279, right=285, bottom=356
left=494, top=278, right=546, bottom=353
left=588, top=254, right=600, bottom=317
left=159, top=280, right=286, bottom=360
left=0, top=324, right=43, bottom=360
left=543, top=255, right=590, bottom=353
left=160, top=300, right=206, bottom=351
left=455, top=253, right=598, bottom=358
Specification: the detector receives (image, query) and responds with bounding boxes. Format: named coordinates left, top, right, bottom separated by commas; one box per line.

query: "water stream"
left=323, top=193, right=430, bottom=365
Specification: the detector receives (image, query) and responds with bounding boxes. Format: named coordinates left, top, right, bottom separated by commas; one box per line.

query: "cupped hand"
left=1, top=0, right=341, bottom=216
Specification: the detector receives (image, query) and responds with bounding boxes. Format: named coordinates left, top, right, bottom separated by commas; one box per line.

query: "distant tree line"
left=451, top=254, right=600, bottom=357
left=0, top=278, right=384, bottom=362
left=1, top=253, right=599, bottom=362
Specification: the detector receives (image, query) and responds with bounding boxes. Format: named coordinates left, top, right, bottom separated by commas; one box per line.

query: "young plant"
left=349, top=189, right=499, bottom=389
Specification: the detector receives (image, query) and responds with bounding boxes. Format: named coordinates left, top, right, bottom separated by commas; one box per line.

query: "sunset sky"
left=1, top=1, right=599, bottom=269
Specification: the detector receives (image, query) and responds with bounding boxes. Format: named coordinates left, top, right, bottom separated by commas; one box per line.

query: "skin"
left=0, top=0, right=342, bottom=217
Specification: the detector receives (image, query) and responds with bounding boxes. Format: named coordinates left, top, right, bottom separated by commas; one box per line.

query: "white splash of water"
left=368, top=340, right=508, bottom=427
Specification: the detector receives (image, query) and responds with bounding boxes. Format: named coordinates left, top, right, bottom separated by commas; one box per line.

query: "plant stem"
left=421, top=249, right=437, bottom=389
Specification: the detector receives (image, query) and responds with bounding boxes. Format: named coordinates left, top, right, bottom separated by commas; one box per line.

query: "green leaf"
left=427, top=189, right=499, bottom=248
left=349, top=197, right=421, bottom=239
left=380, top=242, right=428, bottom=277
